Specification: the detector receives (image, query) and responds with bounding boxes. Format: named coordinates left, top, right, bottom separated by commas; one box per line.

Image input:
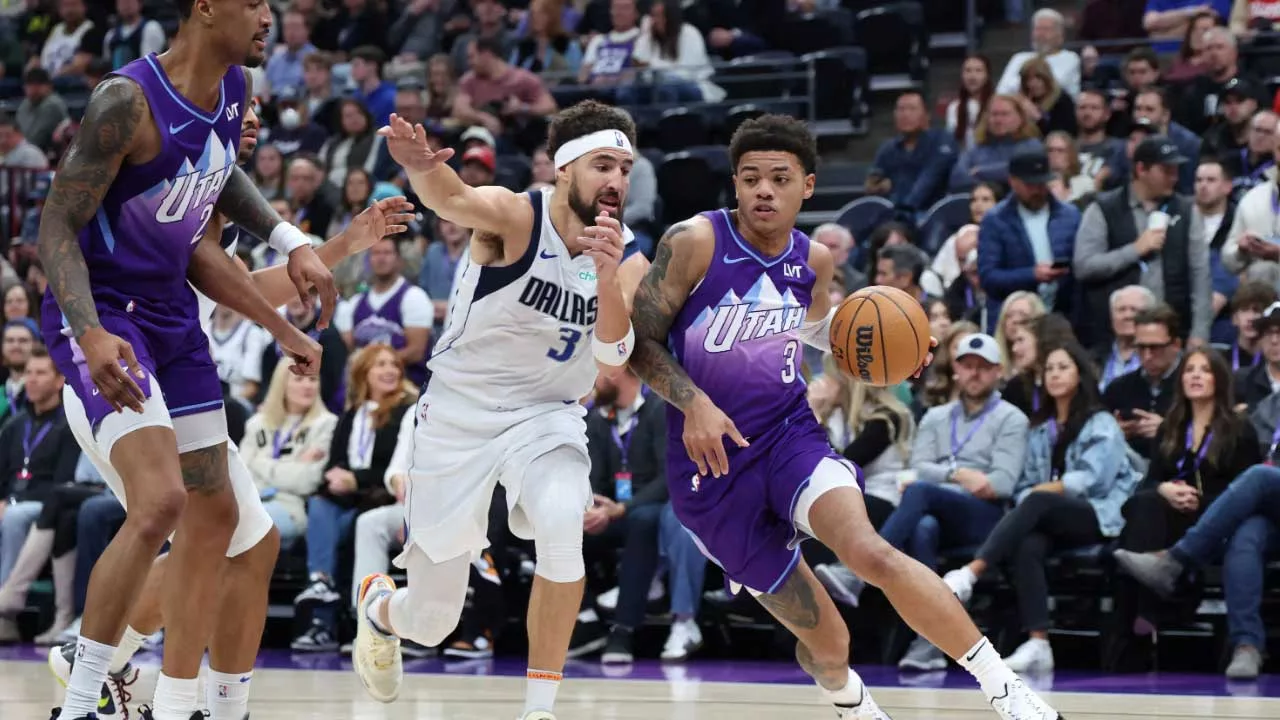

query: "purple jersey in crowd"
left=666, top=209, right=858, bottom=594
left=42, top=54, right=246, bottom=427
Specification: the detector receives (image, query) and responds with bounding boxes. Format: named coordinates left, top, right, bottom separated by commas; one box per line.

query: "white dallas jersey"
left=195, top=224, right=241, bottom=335
left=428, top=188, right=631, bottom=410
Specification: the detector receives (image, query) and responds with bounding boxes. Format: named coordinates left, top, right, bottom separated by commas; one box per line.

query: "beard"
left=594, top=385, right=619, bottom=409
left=568, top=177, right=623, bottom=227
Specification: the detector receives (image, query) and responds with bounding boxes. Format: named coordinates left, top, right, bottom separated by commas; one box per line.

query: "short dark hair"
left=23, top=67, right=50, bottom=85
left=473, top=35, right=505, bottom=58
left=351, top=45, right=386, bottom=73
left=1077, top=86, right=1108, bottom=105
left=1134, top=303, right=1182, bottom=339
left=28, top=343, right=50, bottom=361
left=896, top=90, right=926, bottom=107
left=1135, top=86, right=1170, bottom=112
left=877, top=243, right=925, bottom=285
left=1232, top=280, right=1278, bottom=313
left=1198, top=157, right=1231, bottom=179
left=546, top=100, right=638, bottom=161
left=1124, top=47, right=1160, bottom=72
left=729, top=114, right=817, bottom=175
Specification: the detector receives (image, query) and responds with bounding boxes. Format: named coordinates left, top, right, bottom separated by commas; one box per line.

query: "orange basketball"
left=829, top=285, right=932, bottom=386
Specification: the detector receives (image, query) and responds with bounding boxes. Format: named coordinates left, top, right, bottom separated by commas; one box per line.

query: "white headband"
left=554, top=129, right=634, bottom=169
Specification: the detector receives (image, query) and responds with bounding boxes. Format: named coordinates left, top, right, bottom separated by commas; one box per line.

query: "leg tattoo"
left=756, top=573, right=821, bottom=630
left=179, top=444, right=228, bottom=496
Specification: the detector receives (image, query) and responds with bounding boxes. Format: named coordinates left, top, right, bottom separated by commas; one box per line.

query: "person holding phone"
left=1106, top=347, right=1259, bottom=671
left=1103, top=305, right=1186, bottom=461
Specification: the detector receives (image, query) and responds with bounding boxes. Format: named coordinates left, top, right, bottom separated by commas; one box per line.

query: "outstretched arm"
left=188, top=226, right=303, bottom=341
left=628, top=221, right=706, bottom=410
left=37, top=76, right=145, bottom=338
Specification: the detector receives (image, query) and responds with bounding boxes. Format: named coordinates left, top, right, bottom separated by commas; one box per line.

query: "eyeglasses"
left=1135, top=341, right=1173, bottom=354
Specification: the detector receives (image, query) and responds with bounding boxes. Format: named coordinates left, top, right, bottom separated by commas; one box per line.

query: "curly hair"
left=729, top=114, right=818, bottom=175
left=546, top=100, right=638, bottom=160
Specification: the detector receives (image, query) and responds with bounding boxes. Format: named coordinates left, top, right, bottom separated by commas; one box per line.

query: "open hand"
left=377, top=114, right=455, bottom=174
left=343, top=197, right=417, bottom=255
left=79, top=327, right=147, bottom=413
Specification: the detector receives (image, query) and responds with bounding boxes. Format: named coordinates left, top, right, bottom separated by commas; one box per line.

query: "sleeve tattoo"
left=215, top=165, right=287, bottom=241
left=628, top=222, right=701, bottom=411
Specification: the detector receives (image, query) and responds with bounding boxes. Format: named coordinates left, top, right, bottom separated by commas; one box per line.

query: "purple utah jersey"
left=42, top=54, right=246, bottom=428
left=666, top=209, right=860, bottom=594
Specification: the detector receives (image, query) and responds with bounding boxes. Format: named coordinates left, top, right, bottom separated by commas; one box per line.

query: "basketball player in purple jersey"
left=628, top=116, right=1062, bottom=720
left=36, top=1, right=340, bottom=718
left=48, top=104, right=414, bottom=720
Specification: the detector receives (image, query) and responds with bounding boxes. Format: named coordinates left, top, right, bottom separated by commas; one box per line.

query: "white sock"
left=366, top=592, right=394, bottom=637
left=207, top=669, right=252, bottom=720
left=152, top=672, right=200, bottom=720
left=820, top=667, right=866, bottom=707
left=524, top=668, right=562, bottom=714
left=109, top=626, right=148, bottom=674
left=61, top=637, right=116, bottom=717
left=957, top=636, right=1017, bottom=697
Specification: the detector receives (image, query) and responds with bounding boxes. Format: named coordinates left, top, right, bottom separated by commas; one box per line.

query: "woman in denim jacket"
left=942, top=340, right=1141, bottom=674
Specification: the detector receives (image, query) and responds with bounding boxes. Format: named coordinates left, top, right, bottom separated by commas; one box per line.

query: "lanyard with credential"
left=612, top=415, right=636, bottom=502
left=1232, top=343, right=1261, bottom=372
left=1176, top=424, right=1212, bottom=494
left=948, top=397, right=999, bottom=471
left=17, top=419, right=53, bottom=483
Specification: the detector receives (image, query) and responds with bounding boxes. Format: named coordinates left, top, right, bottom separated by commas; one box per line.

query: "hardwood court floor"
left=3, top=659, right=1280, bottom=720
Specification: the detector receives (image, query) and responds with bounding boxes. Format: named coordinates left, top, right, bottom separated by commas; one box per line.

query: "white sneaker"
left=834, top=686, right=894, bottom=719
left=353, top=573, right=403, bottom=703
left=988, top=676, right=1060, bottom=719
left=1004, top=638, right=1054, bottom=674
left=660, top=619, right=703, bottom=662
left=519, top=712, right=556, bottom=720
left=942, top=567, right=976, bottom=605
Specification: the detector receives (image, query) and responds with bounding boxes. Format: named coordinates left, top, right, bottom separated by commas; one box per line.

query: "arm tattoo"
left=215, top=165, right=286, bottom=241
left=37, top=77, right=144, bottom=338
left=179, top=443, right=230, bottom=496
left=755, top=570, right=822, bottom=630
left=628, top=223, right=701, bottom=411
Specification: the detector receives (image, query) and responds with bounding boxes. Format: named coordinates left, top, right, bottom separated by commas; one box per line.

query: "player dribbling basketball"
left=627, top=115, right=1063, bottom=720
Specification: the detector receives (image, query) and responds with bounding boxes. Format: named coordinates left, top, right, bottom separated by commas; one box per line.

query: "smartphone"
left=1117, top=408, right=1137, bottom=421
left=1051, top=259, right=1071, bottom=270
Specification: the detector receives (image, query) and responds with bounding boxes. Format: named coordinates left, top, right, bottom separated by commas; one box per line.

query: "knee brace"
left=523, top=448, right=590, bottom=584
left=389, top=548, right=470, bottom=647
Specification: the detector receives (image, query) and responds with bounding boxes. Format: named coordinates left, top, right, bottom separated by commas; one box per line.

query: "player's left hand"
left=911, top=336, right=938, bottom=379
left=286, top=244, right=340, bottom=329
left=277, top=324, right=323, bottom=376
left=581, top=213, right=624, bottom=281
left=341, top=197, right=417, bottom=256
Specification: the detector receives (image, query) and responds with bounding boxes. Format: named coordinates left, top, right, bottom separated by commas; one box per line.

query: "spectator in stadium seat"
left=1110, top=348, right=1259, bottom=671
left=1075, top=136, right=1211, bottom=347
left=286, top=153, right=336, bottom=238
left=266, top=8, right=317, bottom=99
left=1221, top=131, right=1280, bottom=274
left=450, top=0, right=515, bottom=75
left=838, top=333, right=1028, bottom=670
left=1073, top=89, right=1124, bottom=193
left=579, top=0, right=643, bottom=89
left=1016, top=57, right=1077, bottom=138
left=1201, top=79, right=1261, bottom=161
left=1045, top=132, right=1094, bottom=204
left=811, top=223, right=868, bottom=294
left=866, top=91, right=956, bottom=216
left=455, top=35, right=557, bottom=140
left=1178, top=26, right=1252, bottom=135
left=996, top=10, right=1080, bottom=99
left=293, top=344, right=415, bottom=652
left=1216, top=281, right=1275, bottom=371
left=933, top=182, right=999, bottom=289
left=1103, top=48, right=1162, bottom=139
left=510, top=0, right=583, bottom=81
left=302, top=51, right=341, bottom=135
left=1127, top=89, right=1198, bottom=195
left=1002, top=313, right=1079, bottom=418
left=1164, top=11, right=1219, bottom=84
left=1104, top=305, right=1184, bottom=460
left=459, top=144, right=497, bottom=187
left=1216, top=108, right=1276, bottom=197
left=977, top=145, right=1079, bottom=332
left=1233, top=301, right=1280, bottom=411
left=332, top=0, right=387, bottom=55
left=1114, top=462, right=1279, bottom=679
left=36, top=0, right=93, bottom=77
left=240, top=360, right=338, bottom=551
left=349, top=45, right=397, bottom=127
left=874, top=244, right=934, bottom=307
left=623, top=0, right=726, bottom=105
left=0, top=320, right=35, bottom=425
left=1098, top=285, right=1158, bottom=392
left=319, top=98, right=387, bottom=188
left=683, top=0, right=776, bottom=61
left=948, top=94, right=1041, bottom=192
left=16, top=67, right=65, bottom=151
left=1144, top=0, right=1232, bottom=54
left=418, top=216, right=469, bottom=337
left=335, top=237, right=433, bottom=387
left=255, top=293, right=348, bottom=413
left=251, top=143, right=286, bottom=200
left=0, top=113, right=48, bottom=169
left=291, top=0, right=341, bottom=51
left=946, top=54, right=994, bottom=153
left=945, top=341, right=1141, bottom=674
left=568, top=369, right=668, bottom=664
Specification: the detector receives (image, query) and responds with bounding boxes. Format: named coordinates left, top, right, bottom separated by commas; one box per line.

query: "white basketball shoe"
left=353, top=574, right=403, bottom=703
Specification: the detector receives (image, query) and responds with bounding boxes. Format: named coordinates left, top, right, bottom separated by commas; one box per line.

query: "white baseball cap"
left=954, top=333, right=1002, bottom=365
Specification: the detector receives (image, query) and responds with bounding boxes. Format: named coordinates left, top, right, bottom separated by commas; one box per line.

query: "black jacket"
left=1104, top=366, right=1180, bottom=459
left=0, top=404, right=79, bottom=503
left=322, top=400, right=412, bottom=511
left=586, top=394, right=667, bottom=509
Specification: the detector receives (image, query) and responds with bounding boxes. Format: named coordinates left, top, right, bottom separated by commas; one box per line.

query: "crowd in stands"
left=0, top=0, right=1277, bottom=683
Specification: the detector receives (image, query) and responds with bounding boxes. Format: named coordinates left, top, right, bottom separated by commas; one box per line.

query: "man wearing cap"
left=1074, top=135, right=1212, bottom=348
left=976, top=144, right=1080, bottom=332
left=459, top=144, right=497, bottom=187
left=816, top=333, right=1029, bottom=671
left=16, top=67, right=67, bottom=151
left=1201, top=78, right=1263, bottom=161
left=1233, top=301, right=1280, bottom=411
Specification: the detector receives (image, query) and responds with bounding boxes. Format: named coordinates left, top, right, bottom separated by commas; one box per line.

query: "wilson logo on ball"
left=854, top=325, right=875, bottom=382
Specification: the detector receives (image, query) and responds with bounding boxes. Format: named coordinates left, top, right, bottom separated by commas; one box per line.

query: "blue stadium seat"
left=918, top=193, right=972, bottom=256
left=657, top=153, right=726, bottom=225
left=656, top=108, right=710, bottom=153
left=852, top=1, right=929, bottom=90
left=835, top=195, right=895, bottom=244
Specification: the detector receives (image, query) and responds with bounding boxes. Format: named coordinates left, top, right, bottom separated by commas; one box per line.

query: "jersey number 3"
left=547, top=326, right=582, bottom=362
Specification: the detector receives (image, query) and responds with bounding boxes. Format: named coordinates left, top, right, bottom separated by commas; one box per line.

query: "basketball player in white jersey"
left=50, top=102, right=415, bottom=720
left=351, top=101, right=649, bottom=720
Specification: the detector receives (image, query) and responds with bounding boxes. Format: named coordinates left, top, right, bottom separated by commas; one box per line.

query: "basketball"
left=829, top=285, right=932, bottom=386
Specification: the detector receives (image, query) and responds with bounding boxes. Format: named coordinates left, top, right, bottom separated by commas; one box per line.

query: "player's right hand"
left=277, top=327, right=323, bottom=377
left=342, top=197, right=417, bottom=255
left=377, top=114, right=455, bottom=174
left=684, top=394, right=749, bottom=478
left=79, top=327, right=147, bottom=414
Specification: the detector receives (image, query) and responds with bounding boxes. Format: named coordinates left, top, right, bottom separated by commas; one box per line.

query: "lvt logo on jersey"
left=518, top=276, right=599, bottom=326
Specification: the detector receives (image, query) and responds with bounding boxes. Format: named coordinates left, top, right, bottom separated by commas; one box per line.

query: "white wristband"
left=268, top=222, right=311, bottom=256
left=592, top=323, right=635, bottom=366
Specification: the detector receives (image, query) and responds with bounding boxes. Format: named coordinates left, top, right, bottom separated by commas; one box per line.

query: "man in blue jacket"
left=977, top=145, right=1082, bottom=332
left=866, top=91, right=957, bottom=216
